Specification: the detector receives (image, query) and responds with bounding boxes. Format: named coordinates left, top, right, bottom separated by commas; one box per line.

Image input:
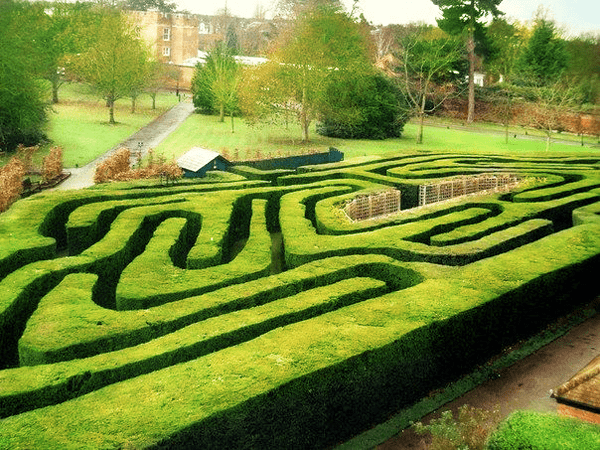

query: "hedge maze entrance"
left=1, top=153, right=600, bottom=449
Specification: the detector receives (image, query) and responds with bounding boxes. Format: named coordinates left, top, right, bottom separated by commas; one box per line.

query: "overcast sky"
left=175, top=0, right=599, bottom=37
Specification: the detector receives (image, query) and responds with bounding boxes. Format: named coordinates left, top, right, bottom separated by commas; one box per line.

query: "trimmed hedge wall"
left=0, top=153, right=599, bottom=449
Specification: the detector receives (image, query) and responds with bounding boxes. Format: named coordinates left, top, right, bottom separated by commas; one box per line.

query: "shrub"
left=412, top=405, right=501, bottom=450
left=317, top=73, right=409, bottom=140
left=41, top=146, right=63, bottom=183
left=0, top=157, right=26, bottom=213
left=94, top=148, right=183, bottom=184
left=94, top=148, right=131, bottom=184
left=487, top=410, right=600, bottom=450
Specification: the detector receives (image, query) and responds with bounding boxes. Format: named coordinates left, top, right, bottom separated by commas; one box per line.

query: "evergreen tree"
left=517, top=18, right=568, bottom=86
left=431, top=0, right=504, bottom=123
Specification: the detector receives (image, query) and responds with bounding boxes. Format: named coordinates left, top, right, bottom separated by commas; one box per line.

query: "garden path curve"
left=55, top=100, right=195, bottom=191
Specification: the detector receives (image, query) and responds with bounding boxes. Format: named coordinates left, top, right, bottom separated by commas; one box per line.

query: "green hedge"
left=1, top=153, right=599, bottom=449
left=487, top=410, right=600, bottom=449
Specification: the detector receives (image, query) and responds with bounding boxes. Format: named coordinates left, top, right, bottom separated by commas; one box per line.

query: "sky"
left=175, top=0, right=600, bottom=37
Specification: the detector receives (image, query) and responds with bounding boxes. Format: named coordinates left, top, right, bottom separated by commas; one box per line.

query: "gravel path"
left=55, top=100, right=195, bottom=190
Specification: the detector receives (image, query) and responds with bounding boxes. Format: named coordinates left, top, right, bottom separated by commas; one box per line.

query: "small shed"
left=552, top=355, right=600, bottom=424
left=177, top=147, right=230, bottom=178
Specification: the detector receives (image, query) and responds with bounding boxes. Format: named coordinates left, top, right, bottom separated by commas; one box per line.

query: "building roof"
left=181, top=52, right=268, bottom=68
left=553, top=355, right=600, bottom=411
left=177, top=147, right=221, bottom=172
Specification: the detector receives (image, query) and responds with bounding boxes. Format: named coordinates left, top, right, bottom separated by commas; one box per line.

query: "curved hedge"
left=0, top=153, right=599, bottom=449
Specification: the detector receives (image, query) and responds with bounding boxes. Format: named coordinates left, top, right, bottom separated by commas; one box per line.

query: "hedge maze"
left=1, top=152, right=600, bottom=449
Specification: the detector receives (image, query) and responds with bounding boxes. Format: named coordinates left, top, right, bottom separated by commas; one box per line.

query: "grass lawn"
left=1, top=83, right=180, bottom=169
left=155, top=112, right=600, bottom=162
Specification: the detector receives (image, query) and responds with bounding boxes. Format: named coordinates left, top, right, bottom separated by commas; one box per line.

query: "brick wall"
left=558, top=403, right=600, bottom=425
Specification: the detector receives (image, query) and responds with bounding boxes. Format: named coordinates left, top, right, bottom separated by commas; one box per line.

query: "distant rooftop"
left=182, top=51, right=268, bottom=68
left=177, top=147, right=222, bottom=172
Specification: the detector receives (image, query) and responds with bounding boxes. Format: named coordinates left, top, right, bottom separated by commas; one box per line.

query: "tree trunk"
left=417, top=95, right=426, bottom=144
left=51, top=81, right=59, bottom=104
left=219, top=104, right=225, bottom=122
left=467, top=30, right=476, bottom=124
left=131, top=96, right=137, bottom=113
left=107, top=95, right=116, bottom=125
left=301, top=87, right=310, bottom=142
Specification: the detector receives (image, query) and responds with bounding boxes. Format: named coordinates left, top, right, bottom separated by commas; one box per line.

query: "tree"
left=397, top=27, right=465, bottom=143
left=485, top=17, right=523, bottom=84
left=67, top=10, right=152, bottom=124
left=0, top=0, right=48, bottom=152
left=241, top=5, right=374, bottom=142
left=317, top=72, right=409, bottom=139
left=124, top=0, right=176, bottom=13
left=564, top=35, right=600, bottom=104
left=516, top=17, right=568, bottom=86
left=529, top=78, right=580, bottom=150
left=431, top=0, right=504, bottom=123
left=191, top=44, right=241, bottom=129
left=273, top=0, right=343, bottom=19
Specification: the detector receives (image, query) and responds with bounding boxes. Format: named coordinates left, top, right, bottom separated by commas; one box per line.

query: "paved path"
left=55, top=100, right=195, bottom=190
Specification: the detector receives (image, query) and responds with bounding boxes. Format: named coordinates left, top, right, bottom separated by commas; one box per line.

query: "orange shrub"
left=0, top=157, right=26, bottom=213
left=94, top=148, right=132, bottom=184
left=15, top=145, right=39, bottom=173
left=41, top=147, right=63, bottom=183
left=93, top=147, right=182, bottom=184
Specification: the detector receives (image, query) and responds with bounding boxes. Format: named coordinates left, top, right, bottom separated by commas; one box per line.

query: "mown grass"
left=155, top=112, right=600, bottom=163
left=1, top=82, right=180, bottom=169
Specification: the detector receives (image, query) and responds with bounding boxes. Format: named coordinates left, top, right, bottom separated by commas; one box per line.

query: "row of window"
left=163, top=27, right=171, bottom=57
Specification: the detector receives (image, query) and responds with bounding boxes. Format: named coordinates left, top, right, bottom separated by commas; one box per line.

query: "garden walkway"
left=55, top=100, right=195, bottom=190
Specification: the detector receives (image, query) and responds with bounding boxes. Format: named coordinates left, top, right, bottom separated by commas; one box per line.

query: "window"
left=163, top=27, right=171, bottom=41
left=163, top=47, right=170, bottom=57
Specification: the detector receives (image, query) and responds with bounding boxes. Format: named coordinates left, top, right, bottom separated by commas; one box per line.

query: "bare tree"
left=397, top=28, right=464, bottom=143
left=529, top=78, right=579, bottom=150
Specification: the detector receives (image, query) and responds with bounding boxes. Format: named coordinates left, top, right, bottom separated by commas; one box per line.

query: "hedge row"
left=4, top=253, right=412, bottom=416
left=280, top=186, right=563, bottom=268
left=2, top=220, right=599, bottom=448
left=1, top=153, right=599, bottom=449
left=487, top=410, right=600, bottom=449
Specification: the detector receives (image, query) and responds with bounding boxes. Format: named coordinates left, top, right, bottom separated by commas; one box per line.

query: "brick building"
left=128, top=10, right=274, bottom=91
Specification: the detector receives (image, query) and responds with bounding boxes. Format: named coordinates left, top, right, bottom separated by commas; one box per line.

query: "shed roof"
left=553, top=355, right=600, bottom=411
left=177, top=147, right=221, bottom=172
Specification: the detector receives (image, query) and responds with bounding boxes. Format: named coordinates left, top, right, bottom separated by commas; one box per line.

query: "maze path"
left=0, top=153, right=599, bottom=449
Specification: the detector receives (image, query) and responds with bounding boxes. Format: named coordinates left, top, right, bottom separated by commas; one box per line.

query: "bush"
left=42, top=146, right=63, bottom=183
left=487, top=410, right=600, bottom=450
left=317, top=73, right=409, bottom=140
left=94, top=148, right=183, bottom=184
left=412, top=405, right=501, bottom=450
left=0, top=157, right=26, bottom=213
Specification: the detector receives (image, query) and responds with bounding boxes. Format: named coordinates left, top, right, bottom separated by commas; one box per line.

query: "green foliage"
left=317, top=72, right=409, bottom=139
left=1, top=153, right=600, bottom=449
left=67, top=9, right=152, bottom=124
left=0, top=0, right=48, bottom=152
left=191, top=44, right=241, bottom=122
left=487, top=410, right=600, bottom=450
left=516, top=18, right=568, bottom=86
left=412, top=405, right=501, bottom=450
left=124, top=0, right=177, bottom=13
left=485, top=17, right=523, bottom=83
left=241, top=6, right=374, bottom=142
